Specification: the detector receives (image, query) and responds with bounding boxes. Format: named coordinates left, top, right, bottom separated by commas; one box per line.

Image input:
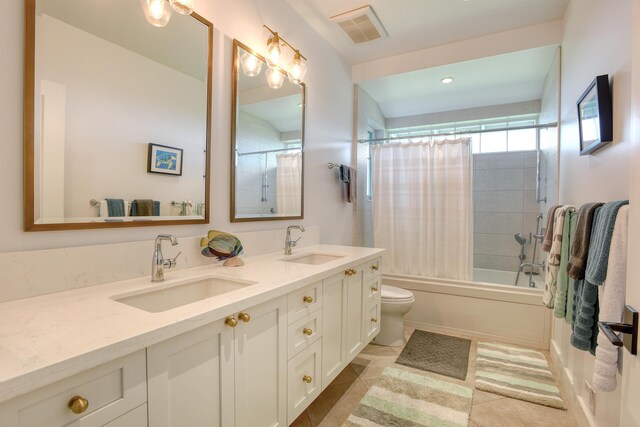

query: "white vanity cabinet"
left=147, top=296, right=287, bottom=427
left=0, top=351, right=147, bottom=427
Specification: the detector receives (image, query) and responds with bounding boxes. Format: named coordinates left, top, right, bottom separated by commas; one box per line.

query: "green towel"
left=131, top=200, right=160, bottom=216
left=554, top=207, right=576, bottom=319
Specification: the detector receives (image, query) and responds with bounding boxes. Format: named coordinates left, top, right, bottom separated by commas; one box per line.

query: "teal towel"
left=105, top=198, right=125, bottom=217
left=554, top=207, right=576, bottom=319
left=130, top=200, right=161, bottom=216
left=585, top=200, right=629, bottom=285
left=571, top=279, right=599, bottom=355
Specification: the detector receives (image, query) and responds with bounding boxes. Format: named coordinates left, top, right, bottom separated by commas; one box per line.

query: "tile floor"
left=291, top=325, right=579, bottom=427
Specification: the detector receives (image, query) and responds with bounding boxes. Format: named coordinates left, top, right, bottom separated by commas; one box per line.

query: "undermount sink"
left=112, top=276, right=257, bottom=313
left=281, top=252, right=346, bottom=265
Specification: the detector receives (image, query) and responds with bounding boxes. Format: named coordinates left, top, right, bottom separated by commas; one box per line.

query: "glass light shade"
left=266, top=35, right=281, bottom=68
left=265, top=68, right=285, bottom=89
left=170, top=0, right=194, bottom=15
left=141, top=0, right=172, bottom=27
left=287, top=53, right=307, bottom=84
left=240, top=51, right=263, bottom=77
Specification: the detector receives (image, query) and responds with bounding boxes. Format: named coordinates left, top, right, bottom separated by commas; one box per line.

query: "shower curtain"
left=371, top=138, right=472, bottom=281
left=276, top=152, right=302, bottom=216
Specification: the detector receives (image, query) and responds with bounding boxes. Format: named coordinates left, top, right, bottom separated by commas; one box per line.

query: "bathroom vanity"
left=0, top=245, right=383, bottom=426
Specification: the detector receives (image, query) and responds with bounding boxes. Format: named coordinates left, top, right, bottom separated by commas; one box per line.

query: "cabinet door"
left=346, top=266, right=365, bottom=359
left=147, top=321, right=234, bottom=427
left=321, top=272, right=348, bottom=389
left=235, top=296, right=287, bottom=427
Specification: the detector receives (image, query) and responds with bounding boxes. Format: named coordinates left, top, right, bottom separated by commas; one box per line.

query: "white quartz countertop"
left=0, top=245, right=384, bottom=402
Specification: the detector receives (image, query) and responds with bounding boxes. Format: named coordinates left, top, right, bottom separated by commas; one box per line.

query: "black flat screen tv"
left=577, top=74, right=613, bottom=155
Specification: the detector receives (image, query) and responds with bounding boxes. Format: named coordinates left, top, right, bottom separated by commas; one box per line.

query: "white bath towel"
left=99, top=200, right=130, bottom=217
left=593, top=205, right=628, bottom=392
left=543, top=206, right=572, bottom=308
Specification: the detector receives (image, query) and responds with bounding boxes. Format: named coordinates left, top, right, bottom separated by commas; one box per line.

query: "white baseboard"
left=550, top=339, right=597, bottom=427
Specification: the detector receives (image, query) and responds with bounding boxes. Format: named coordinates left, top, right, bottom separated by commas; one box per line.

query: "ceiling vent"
left=330, top=6, right=388, bottom=44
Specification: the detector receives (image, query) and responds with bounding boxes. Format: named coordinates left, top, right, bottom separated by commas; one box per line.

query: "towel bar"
left=598, top=305, right=638, bottom=355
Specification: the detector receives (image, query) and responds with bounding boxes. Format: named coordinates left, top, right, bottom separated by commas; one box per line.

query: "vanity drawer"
left=364, top=276, right=381, bottom=305
left=365, top=300, right=382, bottom=342
left=0, top=350, right=146, bottom=427
left=288, top=280, right=323, bottom=324
left=364, top=258, right=382, bottom=281
left=287, top=340, right=322, bottom=425
left=288, top=308, right=323, bottom=359
left=103, top=404, right=147, bottom=427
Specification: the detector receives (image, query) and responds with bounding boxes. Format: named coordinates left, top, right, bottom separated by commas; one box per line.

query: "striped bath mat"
left=343, top=366, right=473, bottom=427
left=474, top=342, right=566, bottom=409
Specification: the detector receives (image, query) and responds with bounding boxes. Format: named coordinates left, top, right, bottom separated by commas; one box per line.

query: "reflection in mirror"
left=231, top=40, right=305, bottom=222
left=355, top=45, right=561, bottom=289
left=24, top=0, right=212, bottom=230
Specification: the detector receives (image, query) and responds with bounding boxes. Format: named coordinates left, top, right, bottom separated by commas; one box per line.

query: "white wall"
left=36, top=14, right=206, bottom=219
left=0, top=0, right=354, bottom=253
left=552, top=1, right=632, bottom=426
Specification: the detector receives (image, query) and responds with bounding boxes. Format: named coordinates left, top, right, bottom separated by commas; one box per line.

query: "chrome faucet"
left=284, top=226, right=305, bottom=255
left=151, top=234, right=180, bottom=282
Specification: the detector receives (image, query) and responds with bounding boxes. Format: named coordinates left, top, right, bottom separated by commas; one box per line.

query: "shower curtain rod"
left=359, top=122, right=558, bottom=144
left=236, top=147, right=301, bottom=156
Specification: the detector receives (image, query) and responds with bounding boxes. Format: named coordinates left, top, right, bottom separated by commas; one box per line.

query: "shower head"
left=514, top=233, right=527, bottom=246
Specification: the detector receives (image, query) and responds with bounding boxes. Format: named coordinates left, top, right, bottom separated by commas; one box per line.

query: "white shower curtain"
left=371, top=138, right=472, bottom=281
left=276, top=152, right=302, bottom=216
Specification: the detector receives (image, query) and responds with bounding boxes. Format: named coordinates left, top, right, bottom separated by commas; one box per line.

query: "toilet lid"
left=381, top=285, right=414, bottom=301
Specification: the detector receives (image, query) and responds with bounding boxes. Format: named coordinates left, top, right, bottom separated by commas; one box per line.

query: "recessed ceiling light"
left=441, top=77, right=454, bottom=84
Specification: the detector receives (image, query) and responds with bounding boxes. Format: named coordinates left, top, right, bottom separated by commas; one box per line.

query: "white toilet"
left=374, top=285, right=415, bottom=346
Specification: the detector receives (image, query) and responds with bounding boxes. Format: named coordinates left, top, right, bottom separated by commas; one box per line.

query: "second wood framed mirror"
left=230, top=39, right=305, bottom=222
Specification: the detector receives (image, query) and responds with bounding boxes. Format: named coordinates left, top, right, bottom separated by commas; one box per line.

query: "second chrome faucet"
left=284, top=225, right=305, bottom=255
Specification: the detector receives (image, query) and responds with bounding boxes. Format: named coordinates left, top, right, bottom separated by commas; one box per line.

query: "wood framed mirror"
left=230, top=39, right=305, bottom=222
left=24, top=0, right=213, bottom=231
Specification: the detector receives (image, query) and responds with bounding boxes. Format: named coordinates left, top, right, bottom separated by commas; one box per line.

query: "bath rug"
left=474, top=342, right=566, bottom=409
left=395, top=330, right=471, bottom=380
left=343, top=366, right=473, bottom=427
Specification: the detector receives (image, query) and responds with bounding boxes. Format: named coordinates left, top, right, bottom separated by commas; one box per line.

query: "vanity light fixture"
left=266, top=67, right=286, bottom=89
left=141, top=0, right=195, bottom=28
left=441, top=77, right=454, bottom=84
left=264, top=25, right=308, bottom=84
left=240, top=51, right=263, bottom=77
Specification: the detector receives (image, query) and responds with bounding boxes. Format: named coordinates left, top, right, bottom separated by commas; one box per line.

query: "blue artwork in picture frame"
left=147, top=143, right=183, bottom=176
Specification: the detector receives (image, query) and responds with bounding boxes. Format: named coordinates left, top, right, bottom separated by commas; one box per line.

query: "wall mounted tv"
left=577, top=74, right=613, bottom=155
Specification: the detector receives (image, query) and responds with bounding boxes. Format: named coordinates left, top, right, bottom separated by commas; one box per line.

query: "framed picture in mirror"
left=577, top=74, right=613, bottom=156
left=148, top=143, right=183, bottom=176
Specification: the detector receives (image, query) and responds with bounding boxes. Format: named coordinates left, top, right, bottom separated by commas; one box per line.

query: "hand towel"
left=106, top=198, right=125, bottom=217
left=571, top=206, right=604, bottom=355
left=593, top=205, right=629, bottom=392
left=340, top=166, right=357, bottom=203
left=542, top=205, right=561, bottom=252
left=567, top=202, right=604, bottom=280
left=554, top=207, right=576, bottom=318
left=131, top=199, right=157, bottom=216
left=543, top=205, right=574, bottom=308
left=585, top=200, right=629, bottom=286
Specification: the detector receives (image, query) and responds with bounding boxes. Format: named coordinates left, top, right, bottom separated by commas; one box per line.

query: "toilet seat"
left=381, top=285, right=415, bottom=303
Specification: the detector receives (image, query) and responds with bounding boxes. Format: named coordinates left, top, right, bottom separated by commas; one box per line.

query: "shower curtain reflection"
left=371, top=138, right=472, bottom=280
left=276, top=151, right=302, bottom=216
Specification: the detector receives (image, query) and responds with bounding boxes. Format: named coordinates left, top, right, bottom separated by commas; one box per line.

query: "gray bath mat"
left=395, top=330, right=471, bottom=380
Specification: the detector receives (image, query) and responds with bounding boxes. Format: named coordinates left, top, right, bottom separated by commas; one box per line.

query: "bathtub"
left=382, top=272, right=551, bottom=349
left=473, top=268, right=544, bottom=289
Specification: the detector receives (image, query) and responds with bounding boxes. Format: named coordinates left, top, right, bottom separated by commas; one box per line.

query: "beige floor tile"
left=470, top=396, right=578, bottom=427
left=308, top=378, right=368, bottom=427
left=289, top=411, right=312, bottom=427
left=472, top=389, right=505, bottom=405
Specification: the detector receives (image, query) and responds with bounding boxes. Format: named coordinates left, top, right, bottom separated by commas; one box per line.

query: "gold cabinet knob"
left=225, top=316, right=238, bottom=328
left=303, top=295, right=313, bottom=304
left=351, top=269, right=357, bottom=275
left=371, top=264, right=379, bottom=271
left=345, top=268, right=356, bottom=276
left=371, top=286, right=379, bottom=292
left=371, top=317, right=378, bottom=323
left=344, top=269, right=351, bottom=276
left=68, top=395, right=89, bottom=414
left=238, top=312, right=251, bottom=323
left=302, top=375, right=312, bottom=383
left=303, top=328, right=313, bottom=336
